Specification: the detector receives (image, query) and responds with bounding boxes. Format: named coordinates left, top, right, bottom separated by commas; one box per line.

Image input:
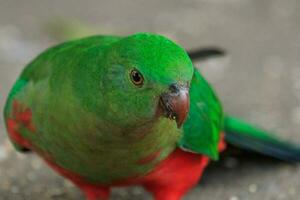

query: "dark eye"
left=130, top=69, right=144, bottom=86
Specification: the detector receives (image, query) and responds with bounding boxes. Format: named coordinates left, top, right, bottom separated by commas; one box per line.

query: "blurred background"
left=1, top=0, right=300, bottom=199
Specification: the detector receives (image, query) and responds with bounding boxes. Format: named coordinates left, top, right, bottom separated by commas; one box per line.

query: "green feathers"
left=4, top=33, right=223, bottom=183
left=5, top=31, right=300, bottom=189
left=179, top=70, right=223, bottom=160
left=224, top=116, right=300, bottom=162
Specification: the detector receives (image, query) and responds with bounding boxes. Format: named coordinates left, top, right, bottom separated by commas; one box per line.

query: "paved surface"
left=1, top=0, right=300, bottom=199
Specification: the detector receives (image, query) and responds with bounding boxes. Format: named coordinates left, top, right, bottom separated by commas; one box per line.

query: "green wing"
left=178, top=69, right=223, bottom=160
left=20, top=35, right=121, bottom=82
left=4, top=35, right=122, bottom=151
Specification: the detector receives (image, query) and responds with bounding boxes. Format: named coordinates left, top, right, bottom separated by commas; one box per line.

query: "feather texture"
left=224, top=116, right=300, bottom=162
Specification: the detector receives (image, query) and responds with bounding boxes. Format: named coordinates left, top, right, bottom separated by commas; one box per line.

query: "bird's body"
left=5, top=35, right=187, bottom=183
left=4, top=33, right=300, bottom=200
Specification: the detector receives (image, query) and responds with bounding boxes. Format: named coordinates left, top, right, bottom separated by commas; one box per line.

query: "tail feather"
left=224, top=116, right=300, bottom=162
left=187, top=47, right=226, bottom=61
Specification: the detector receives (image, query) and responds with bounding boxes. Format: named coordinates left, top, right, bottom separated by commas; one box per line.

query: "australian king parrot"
left=4, top=33, right=300, bottom=200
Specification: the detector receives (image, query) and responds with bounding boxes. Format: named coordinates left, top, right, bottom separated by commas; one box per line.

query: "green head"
left=99, top=33, right=194, bottom=129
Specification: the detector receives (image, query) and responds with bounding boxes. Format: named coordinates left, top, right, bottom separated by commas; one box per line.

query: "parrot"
left=3, top=32, right=300, bottom=200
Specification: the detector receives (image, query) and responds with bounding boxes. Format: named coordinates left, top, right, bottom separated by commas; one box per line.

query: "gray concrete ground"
left=1, top=0, right=300, bottom=199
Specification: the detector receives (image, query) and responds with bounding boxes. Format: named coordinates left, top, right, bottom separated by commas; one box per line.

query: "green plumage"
left=224, top=116, right=300, bottom=162
left=4, top=32, right=300, bottom=186
left=4, top=33, right=222, bottom=183
left=180, top=70, right=222, bottom=160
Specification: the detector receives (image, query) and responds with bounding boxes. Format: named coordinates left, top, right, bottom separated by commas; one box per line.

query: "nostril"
left=169, top=84, right=179, bottom=93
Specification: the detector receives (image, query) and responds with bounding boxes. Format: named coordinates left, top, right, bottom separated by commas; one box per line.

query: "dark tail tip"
left=187, top=47, right=226, bottom=61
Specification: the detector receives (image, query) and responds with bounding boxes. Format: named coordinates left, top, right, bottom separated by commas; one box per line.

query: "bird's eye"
left=130, top=69, right=144, bottom=86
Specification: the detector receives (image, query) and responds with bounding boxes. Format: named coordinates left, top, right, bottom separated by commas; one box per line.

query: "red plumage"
left=6, top=103, right=226, bottom=200
left=44, top=134, right=226, bottom=200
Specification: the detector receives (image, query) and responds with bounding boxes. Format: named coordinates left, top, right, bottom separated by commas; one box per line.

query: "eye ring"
left=130, top=69, right=144, bottom=87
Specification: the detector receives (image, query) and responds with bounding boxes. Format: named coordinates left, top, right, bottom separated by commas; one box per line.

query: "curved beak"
left=159, top=83, right=190, bottom=128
